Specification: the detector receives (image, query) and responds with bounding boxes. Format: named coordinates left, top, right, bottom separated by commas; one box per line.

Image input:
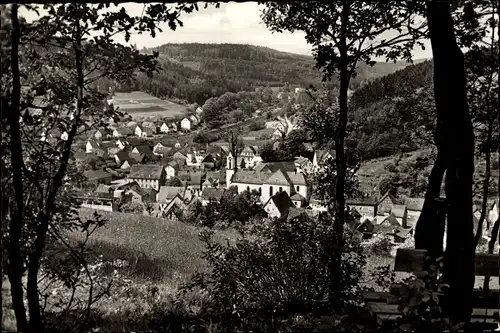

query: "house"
left=86, top=138, right=102, bottom=153
left=142, top=121, right=157, bottom=133
left=196, top=107, right=203, bottom=115
left=127, top=164, right=166, bottom=190
left=123, top=184, right=157, bottom=203
left=94, top=128, right=112, bottom=140
left=404, top=197, right=425, bottom=229
left=290, top=193, right=306, bottom=208
left=200, top=187, right=225, bottom=206
left=294, top=156, right=313, bottom=174
left=179, top=171, right=205, bottom=196
left=135, top=125, right=145, bottom=137
left=161, top=195, right=188, bottom=220
left=356, top=218, right=375, bottom=239
left=132, top=145, right=154, bottom=157
left=380, top=214, right=401, bottom=227
left=95, top=184, right=113, bottom=194
left=83, top=170, right=113, bottom=185
left=159, top=122, right=170, bottom=134
left=392, top=227, right=413, bottom=243
left=226, top=155, right=310, bottom=204
left=107, top=146, right=121, bottom=158
left=135, top=125, right=154, bottom=138
left=156, top=186, right=190, bottom=215
left=346, top=196, right=378, bottom=219
left=154, top=146, right=171, bottom=157
left=201, top=153, right=217, bottom=170
left=189, top=115, right=199, bottom=126
left=181, top=117, right=192, bottom=130
left=312, top=150, right=335, bottom=169
left=264, top=191, right=295, bottom=218
left=164, top=161, right=180, bottom=179
left=115, top=138, right=129, bottom=150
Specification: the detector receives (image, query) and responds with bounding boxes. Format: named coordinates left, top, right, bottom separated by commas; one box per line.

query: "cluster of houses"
left=73, top=118, right=500, bottom=245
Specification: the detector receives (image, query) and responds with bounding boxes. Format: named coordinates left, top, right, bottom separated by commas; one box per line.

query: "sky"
left=20, top=2, right=433, bottom=60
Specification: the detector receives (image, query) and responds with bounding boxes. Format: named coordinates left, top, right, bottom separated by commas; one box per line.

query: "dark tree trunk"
left=7, top=4, right=29, bottom=332
left=330, top=0, right=350, bottom=310
left=426, top=0, right=475, bottom=324
left=414, top=152, right=446, bottom=256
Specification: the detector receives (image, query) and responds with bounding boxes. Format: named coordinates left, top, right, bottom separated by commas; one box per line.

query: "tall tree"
left=261, top=1, right=425, bottom=306
left=414, top=0, right=476, bottom=324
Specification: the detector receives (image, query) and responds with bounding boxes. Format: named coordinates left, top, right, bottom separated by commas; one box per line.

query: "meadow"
left=112, top=91, right=189, bottom=119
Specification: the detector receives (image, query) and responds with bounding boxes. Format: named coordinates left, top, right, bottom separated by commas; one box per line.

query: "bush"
left=248, top=119, right=266, bottom=131
left=364, top=234, right=394, bottom=257
left=184, top=212, right=366, bottom=331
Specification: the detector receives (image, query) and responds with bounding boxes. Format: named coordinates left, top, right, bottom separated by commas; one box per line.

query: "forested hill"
left=347, top=59, right=435, bottom=161
left=115, top=43, right=417, bottom=105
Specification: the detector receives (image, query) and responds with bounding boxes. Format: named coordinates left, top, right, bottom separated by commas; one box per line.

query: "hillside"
left=111, top=43, right=416, bottom=105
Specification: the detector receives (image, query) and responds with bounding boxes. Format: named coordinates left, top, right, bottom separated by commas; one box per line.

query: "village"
left=54, top=91, right=500, bottom=247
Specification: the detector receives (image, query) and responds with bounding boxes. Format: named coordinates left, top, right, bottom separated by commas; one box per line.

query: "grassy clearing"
left=74, top=208, right=240, bottom=283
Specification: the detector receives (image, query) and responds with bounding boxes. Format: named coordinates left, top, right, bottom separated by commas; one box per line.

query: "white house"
left=135, top=125, right=144, bottom=137
left=86, top=139, right=101, bottom=153
left=264, top=191, right=295, bottom=218
left=196, top=107, right=203, bottom=115
left=159, top=122, right=169, bottom=134
left=181, top=117, right=192, bottom=130
left=165, top=162, right=179, bottom=179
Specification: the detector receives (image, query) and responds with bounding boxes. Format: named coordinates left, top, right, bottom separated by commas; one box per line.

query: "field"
left=112, top=91, right=189, bottom=119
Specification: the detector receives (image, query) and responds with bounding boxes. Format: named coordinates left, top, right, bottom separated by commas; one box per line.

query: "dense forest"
left=109, top=43, right=415, bottom=105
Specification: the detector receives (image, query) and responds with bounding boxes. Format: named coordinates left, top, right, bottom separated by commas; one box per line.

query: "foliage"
left=197, top=188, right=266, bottom=229
left=248, top=119, right=266, bottom=132
left=389, top=256, right=464, bottom=332
left=184, top=212, right=367, bottom=332
left=377, top=152, right=433, bottom=197
left=314, top=158, right=364, bottom=212
left=120, top=201, right=145, bottom=214
left=363, top=234, right=394, bottom=257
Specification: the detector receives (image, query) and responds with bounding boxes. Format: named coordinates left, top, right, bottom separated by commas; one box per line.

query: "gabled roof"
left=286, top=171, right=308, bottom=186
left=266, top=169, right=292, bottom=187
left=116, top=127, right=134, bottom=136
left=404, top=197, right=425, bottom=212
left=157, top=186, right=186, bottom=202
left=391, top=205, right=407, bottom=218
left=83, top=169, right=112, bottom=181
left=382, top=214, right=401, bottom=227
left=128, top=152, right=145, bottom=163
left=133, top=145, right=154, bottom=155
left=290, top=193, right=305, bottom=201
left=95, top=184, right=112, bottom=193
left=377, top=191, right=398, bottom=206
left=87, top=138, right=101, bottom=148
left=265, top=191, right=294, bottom=216
left=356, top=219, right=375, bottom=233
left=241, top=146, right=256, bottom=155
left=128, top=165, right=164, bottom=180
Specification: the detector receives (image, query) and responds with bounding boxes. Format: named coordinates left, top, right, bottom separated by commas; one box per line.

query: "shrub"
left=184, top=212, right=366, bottom=331
left=248, top=119, right=266, bottom=131
left=364, top=234, right=394, bottom=257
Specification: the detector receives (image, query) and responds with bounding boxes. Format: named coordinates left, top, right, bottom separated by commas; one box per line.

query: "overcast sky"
left=20, top=2, right=433, bottom=60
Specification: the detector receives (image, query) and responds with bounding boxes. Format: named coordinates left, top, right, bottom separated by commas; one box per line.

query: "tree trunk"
left=414, top=152, right=446, bottom=256
left=474, top=122, right=493, bottom=247
left=426, top=0, right=475, bottom=324
left=7, top=4, right=29, bottom=332
left=330, top=0, right=350, bottom=310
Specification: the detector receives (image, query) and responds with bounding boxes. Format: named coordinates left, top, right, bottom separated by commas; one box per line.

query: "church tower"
left=226, top=152, right=235, bottom=188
